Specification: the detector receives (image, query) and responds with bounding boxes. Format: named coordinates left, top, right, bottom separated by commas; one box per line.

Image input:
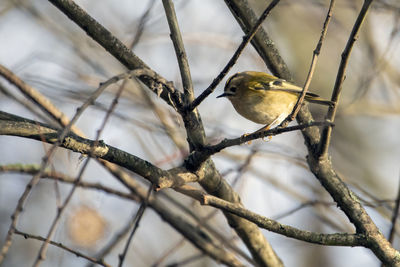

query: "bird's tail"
left=306, top=96, right=335, bottom=107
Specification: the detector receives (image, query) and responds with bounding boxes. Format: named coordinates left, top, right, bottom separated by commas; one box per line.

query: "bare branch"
left=185, top=121, right=332, bottom=171
left=0, top=69, right=122, bottom=264
left=0, top=165, right=243, bottom=266
left=189, top=0, right=281, bottom=110
left=223, top=0, right=291, bottom=80
left=33, top=67, right=129, bottom=266
left=176, top=186, right=366, bottom=246
left=162, top=0, right=194, bottom=100
left=319, top=0, right=374, bottom=157
left=47, top=0, right=185, bottom=111
left=284, top=0, right=336, bottom=125
left=388, top=173, right=400, bottom=243
left=14, top=229, right=112, bottom=267
left=0, top=63, right=84, bottom=136
left=118, top=186, right=152, bottom=267
left=0, top=111, right=198, bottom=189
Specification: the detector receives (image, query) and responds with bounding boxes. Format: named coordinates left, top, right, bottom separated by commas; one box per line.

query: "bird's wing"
left=249, top=78, right=334, bottom=106
left=251, top=80, right=321, bottom=98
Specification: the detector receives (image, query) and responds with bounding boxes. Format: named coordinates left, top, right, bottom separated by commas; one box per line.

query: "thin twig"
left=283, top=0, right=336, bottom=125
left=130, top=0, right=156, bottom=49
left=162, top=0, right=194, bottom=100
left=14, top=229, right=111, bottom=267
left=0, top=69, right=124, bottom=264
left=273, top=200, right=336, bottom=221
left=388, top=171, right=400, bottom=243
left=189, top=0, right=281, bottom=110
left=319, top=0, right=374, bottom=157
left=0, top=164, right=141, bottom=201
left=33, top=68, right=128, bottom=267
left=86, top=210, right=141, bottom=267
left=0, top=83, right=51, bottom=125
left=223, top=0, right=291, bottom=79
left=118, top=186, right=152, bottom=267
left=151, top=239, right=186, bottom=266
left=164, top=253, right=205, bottom=267
left=184, top=121, right=333, bottom=171
left=0, top=164, right=245, bottom=266
left=0, top=63, right=85, bottom=137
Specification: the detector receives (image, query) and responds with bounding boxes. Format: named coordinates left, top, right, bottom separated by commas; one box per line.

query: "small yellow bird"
left=217, top=71, right=333, bottom=130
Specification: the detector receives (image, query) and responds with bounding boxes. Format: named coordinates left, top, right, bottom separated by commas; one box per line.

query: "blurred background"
left=0, top=0, right=400, bottom=266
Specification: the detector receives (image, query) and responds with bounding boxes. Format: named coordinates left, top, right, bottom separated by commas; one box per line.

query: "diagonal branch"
left=284, top=0, right=336, bottom=125
left=0, top=111, right=198, bottom=189
left=33, top=66, right=131, bottom=266
left=388, top=174, right=400, bottom=244
left=118, top=187, right=152, bottom=267
left=0, top=64, right=85, bottom=136
left=189, top=0, right=281, bottom=110
left=319, top=0, right=373, bottom=157
left=162, top=0, right=194, bottom=100
left=14, top=229, right=111, bottom=267
left=47, top=0, right=184, bottom=111
left=176, top=186, right=366, bottom=247
left=224, top=0, right=291, bottom=80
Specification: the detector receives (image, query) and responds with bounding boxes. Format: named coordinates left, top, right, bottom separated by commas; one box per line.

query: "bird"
left=217, top=71, right=333, bottom=131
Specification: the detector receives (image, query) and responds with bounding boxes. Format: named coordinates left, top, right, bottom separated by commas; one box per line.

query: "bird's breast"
left=229, top=91, right=297, bottom=125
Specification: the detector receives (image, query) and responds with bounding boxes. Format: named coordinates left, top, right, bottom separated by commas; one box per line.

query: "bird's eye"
left=272, top=79, right=284, bottom=86
left=230, top=86, right=237, bottom=93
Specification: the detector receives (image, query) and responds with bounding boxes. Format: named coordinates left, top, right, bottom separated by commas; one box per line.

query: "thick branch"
left=0, top=111, right=197, bottom=189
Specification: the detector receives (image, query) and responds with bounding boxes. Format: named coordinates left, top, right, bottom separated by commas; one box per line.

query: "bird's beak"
left=217, top=93, right=228, bottom=98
